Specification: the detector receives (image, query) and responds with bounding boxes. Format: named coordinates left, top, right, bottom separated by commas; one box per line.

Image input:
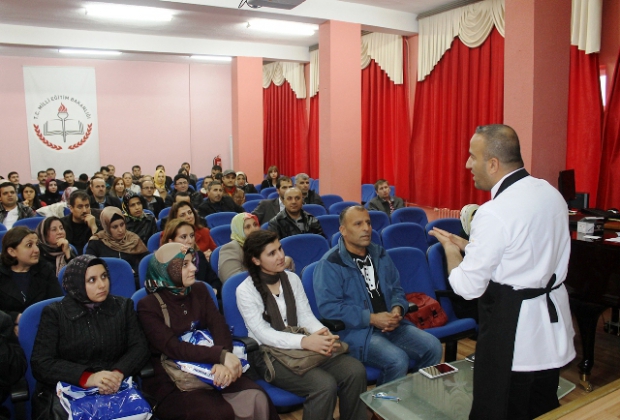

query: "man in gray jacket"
left=367, top=179, right=404, bottom=217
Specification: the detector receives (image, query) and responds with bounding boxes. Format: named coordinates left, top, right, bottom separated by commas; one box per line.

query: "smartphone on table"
left=419, top=363, right=459, bottom=379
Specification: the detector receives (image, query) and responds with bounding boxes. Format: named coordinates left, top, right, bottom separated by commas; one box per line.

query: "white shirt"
left=236, top=272, right=324, bottom=349
left=449, top=171, right=575, bottom=371
left=3, top=208, right=19, bottom=229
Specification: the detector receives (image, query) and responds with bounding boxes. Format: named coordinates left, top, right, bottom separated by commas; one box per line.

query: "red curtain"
left=361, top=39, right=411, bottom=199
left=566, top=46, right=603, bottom=207
left=263, top=81, right=309, bottom=177
left=409, top=28, right=504, bottom=210
left=307, top=93, right=319, bottom=178
left=597, top=48, right=620, bottom=209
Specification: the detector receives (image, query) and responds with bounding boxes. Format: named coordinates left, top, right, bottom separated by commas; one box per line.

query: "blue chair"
left=13, top=217, right=45, bottom=230
left=321, top=194, right=343, bottom=209
left=245, top=193, right=263, bottom=202
left=59, top=258, right=137, bottom=298
left=0, top=223, right=6, bottom=232
left=206, top=212, right=237, bottom=228
left=310, top=179, right=319, bottom=193
left=210, top=246, right=220, bottom=275
left=387, top=247, right=477, bottom=362
left=331, top=229, right=381, bottom=247
left=368, top=210, right=390, bottom=232
left=139, top=254, right=154, bottom=288
left=301, top=262, right=382, bottom=383
left=209, top=225, right=231, bottom=247
left=261, top=187, right=276, bottom=198
left=147, top=232, right=161, bottom=253
left=328, top=201, right=360, bottom=215
left=222, top=272, right=305, bottom=411
left=0, top=231, right=6, bottom=244
left=302, top=204, right=327, bottom=217
left=280, top=234, right=330, bottom=275
left=391, top=207, right=428, bottom=226
left=316, top=215, right=340, bottom=240
left=63, top=207, right=72, bottom=216
left=158, top=207, right=171, bottom=220
left=381, top=223, right=428, bottom=252
left=143, top=209, right=155, bottom=217
left=267, top=192, right=279, bottom=199
left=242, top=199, right=262, bottom=213
left=255, top=184, right=262, bottom=193
left=425, top=218, right=462, bottom=246
left=361, top=184, right=376, bottom=203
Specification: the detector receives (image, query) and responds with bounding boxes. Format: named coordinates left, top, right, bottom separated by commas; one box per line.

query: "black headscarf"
left=62, top=255, right=109, bottom=307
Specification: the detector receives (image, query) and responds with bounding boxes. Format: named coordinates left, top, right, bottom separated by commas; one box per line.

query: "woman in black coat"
left=30, top=255, right=149, bottom=420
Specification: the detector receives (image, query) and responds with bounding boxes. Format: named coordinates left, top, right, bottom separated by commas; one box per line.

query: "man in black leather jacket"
left=268, top=188, right=325, bottom=240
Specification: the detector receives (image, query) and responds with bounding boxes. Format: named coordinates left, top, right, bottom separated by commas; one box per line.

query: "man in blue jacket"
left=314, top=206, right=442, bottom=385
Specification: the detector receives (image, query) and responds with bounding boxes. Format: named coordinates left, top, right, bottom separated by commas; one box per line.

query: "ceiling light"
left=85, top=4, right=173, bottom=22
left=247, top=19, right=318, bottom=36
left=190, top=55, right=233, bottom=62
left=59, top=49, right=122, bottom=56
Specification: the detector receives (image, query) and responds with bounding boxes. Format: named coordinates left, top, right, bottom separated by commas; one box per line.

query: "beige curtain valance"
left=571, top=0, right=602, bottom=54
left=263, top=61, right=307, bottom=99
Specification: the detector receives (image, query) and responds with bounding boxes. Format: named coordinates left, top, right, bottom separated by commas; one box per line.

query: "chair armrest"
left=407, top=302, right=418, bottom=313
left=320, top=319, right=345, bottom=332
left=139, top=361, right=155, bottom=379
left=435, top=289, right=457, bottom=299
left=233, top=336, right=259, bottom=353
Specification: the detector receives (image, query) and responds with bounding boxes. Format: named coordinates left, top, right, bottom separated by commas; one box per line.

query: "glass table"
left=360, top=360, right=576, bottom=420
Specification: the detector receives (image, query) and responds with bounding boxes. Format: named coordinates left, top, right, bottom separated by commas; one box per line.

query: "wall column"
left=231, top=56, right=263, bottom=183
left=318, top=20, right=361, bottom=201
left=504, top=0, right=571, bottom=186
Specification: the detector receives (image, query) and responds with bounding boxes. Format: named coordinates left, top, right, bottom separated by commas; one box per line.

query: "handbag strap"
left=153, top=292, right=171, bottom=363
left=260, top=347, right=277, bottom=383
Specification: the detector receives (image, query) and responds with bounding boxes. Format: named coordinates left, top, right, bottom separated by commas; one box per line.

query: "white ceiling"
left=0, top=0, right=455, bottom=63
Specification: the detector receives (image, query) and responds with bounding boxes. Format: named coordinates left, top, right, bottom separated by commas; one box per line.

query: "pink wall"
left=0, top=56, right=232, bottom=182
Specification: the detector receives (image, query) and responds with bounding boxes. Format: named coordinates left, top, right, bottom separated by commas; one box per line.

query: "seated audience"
left=41, top=178, right=62, bottom=205
left=155, top=165, right=173, bottom=189
left=169, top=202, right=216, bottom=257
left=0, top=227, right=63, bottom=337
left=199, top=176, right=214, bottom=198
left=181, top=162, right=198, bottom=186
left=33, top=171, right=47, bottom=196
left=61, top=191, right=101, bottom=255
left=89, top=177, right=122, bottom=210
left=36, top=187, right=76, bottom=219
left=236, top=171, right=258, bottom=193
left=30, top=255, right=150, bottom=420
left=108, top=177, right=126, bottom=200
left=45, top=168, right=64, bottom=188
left=36, top=216, right=76, bottom=276
left=252, top=176, right=292, bottom=225
left=218, top=212, right=293, bottom=283
left=141, top=180, right=165, bottom=217
left=131, top=165, right=142, bottom=184
left=295, top=173, right=324, bottom=207
left=85, top=207, right=149, bottom=287
left=138, top=243, right=277, bottom=420
left=7, top=172, right=23, bottom=194
left=260, top=165, right=280, bottom=190
left=123, top=172, right=141, bottom=194
left=161, top=218, right=222, bottom=296
left=197, top=181, right=244, bottom=218
left=122, top=192, right=158, bottom=245
left=0, top=309, right=27, bottom=420
left=367, top=179, right=404, bottom=217
left=62, top=170, right=87, bottom=190
left=177, top=167, right=197, bottom=189
left=154, top=168, right=169, bottom=202
left=268, top=188, right=325, bottom=239
left=0, top=182, right=36, bottom=229
left=78, top=173, right=89, bottom=183
left=21, top=183, right=45, bottom=211
left=211, top=164, right=222, bottom=178
left=222, top=170, right=238, bottom=197
left=238, top=230, right=367, bottom=420
left=165, top=174, right=203, bottom=209
left=233, top=188, right=245, bottom=207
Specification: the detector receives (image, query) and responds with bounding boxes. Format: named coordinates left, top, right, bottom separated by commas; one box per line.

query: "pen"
left=372, top=392, right=400, bottom=402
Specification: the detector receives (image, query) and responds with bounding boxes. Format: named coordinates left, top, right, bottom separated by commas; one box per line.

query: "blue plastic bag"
left=56, top=377, right=152, bottom=420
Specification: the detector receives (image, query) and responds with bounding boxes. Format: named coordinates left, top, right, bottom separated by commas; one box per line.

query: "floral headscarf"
left=230, top=212, right=259, bottom=246
left=145, top=243, right=194, bottom=295
left=63, top=255, right=109, bottom=307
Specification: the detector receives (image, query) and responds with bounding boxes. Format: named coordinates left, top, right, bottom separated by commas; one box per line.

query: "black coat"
left=164, top=190, right=204, bottom=209
left=89, top=194, right=122, bottom=210
left=30, top=295, right=149, bottom=419
left=0, top=310, right=26, bottom=417
left=303, top=190, right=325, bottom=208
left=197, top=196, right=244, bottom=218
left=143, top=196, right=165, bottom=218
left=267, top=210, right=326, bottom=239
left=125, top=215, right=158, bottom=245
left=60, top=214, right=102, bottom=256
left=252, top=198, right=280, bottom=225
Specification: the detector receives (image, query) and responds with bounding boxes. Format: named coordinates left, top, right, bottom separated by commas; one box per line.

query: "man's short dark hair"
left=63, top=170, right=74, bottom=177
left=175, top=191, right=190, bottom=199
left=79, top=173, right=88, bottom=182
left=276, top=176, right=292, bottom=189
left=132, top=165, right=141, bottom=171
left=212, top=165, right=222, bottom=172
left=214, top=173, right=223, bottom=181
left=100, top=166, right=109, bottom=172
left=0, top=181, right=16, bottom=193
left=156, top=164, right=165, bottom=170
left=69, top=190, right=90, bottom=206
left=174, top=174, right=189, bottom=184
left=46, top=168, right=55, bottom=172
left=374, top=179, right=389, bottom=192
left=7, top=172, right=18, bottom=179
left=475, top=124, right=524, bottom=167
left=207, top=180, right=222, bottom=191
left=37, top=171, right=46, bottom=177
left=339, top=205, right=367, bottom=226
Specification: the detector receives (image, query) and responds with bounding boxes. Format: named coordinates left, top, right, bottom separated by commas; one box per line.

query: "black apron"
left=469, top=168, right=563, bottom=420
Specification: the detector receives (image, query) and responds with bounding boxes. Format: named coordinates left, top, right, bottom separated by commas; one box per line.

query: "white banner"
left=23, top=66, right=100, bottom=179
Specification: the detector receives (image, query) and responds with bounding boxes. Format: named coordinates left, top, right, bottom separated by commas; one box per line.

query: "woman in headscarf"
left=236, top=172, right=258, bottom=193
left=35, top=216, right=76, bottom=276
left=137, top=243, right=279, bottom=420
left=40, top=178, right=62, bottom=205
left=218, top=213, right=293, bottom=283
left=154, top=168, right=168, bottom=201
left=30, top=255, right=150, bottom=420
left=167, top=201, right=216, bottom=258
left=85, top=207, right=149, bottom=288
left=122, top=191, right=157, bottom=245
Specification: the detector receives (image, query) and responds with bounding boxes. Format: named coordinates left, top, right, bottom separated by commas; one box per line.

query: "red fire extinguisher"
left=213, top=155, right=222, bottom=167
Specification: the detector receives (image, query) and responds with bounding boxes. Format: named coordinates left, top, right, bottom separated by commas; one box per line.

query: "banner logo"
left=32, top=97, right=93, bottom=151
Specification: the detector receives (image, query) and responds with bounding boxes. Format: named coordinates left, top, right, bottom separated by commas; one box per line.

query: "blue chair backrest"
left=261, top=187, right=276, bottom=198
left=0, top=231, right=5, bottom=244
left=280, top=234, right=330, bottom=275
left=426, top=243, right=458, bottom=320
left=158, top=207, right=171, bottom=220
left=206, top=212, right=237, bottom=229
left=63, top=207, right=72, bottom=216
left=328, top=201, right=360, bottom=215
left=426, top=218, right=462, bottom=246
left=391, top=207, right=429, bottom=226
left=386, top=247, right=436, bottom=297
left=300, top=262, right=321, bottom=318
left=302, top=204, right=327, bottom=217
left=242, top=199, right=262, bottom=213
left=267, top=192, right=278, bottom=199
left=147, top=232, right=161, bottom=253
left=210, top=246, right=221, bottom=275
left=316, top=215, right=340, bottom=240
left=245, top=193, right=263, bottom=202
left=261, top=222, right=270, bottom=230
left=210, top=225, right=232, bottom=247
left=381, top=222, right=427, bottom=252
left=331, top=229, right=381, bottom=247
left=222, top=271, right=251, bottom=337
left=321, top=194, right=343, bottom=209
left=13, top=217, right=45, bottom=230
left=368, top=210, right=390, bottom=232
left=132, top=282, right=218, bottom=311
left=361, top=184, right=376, bottom=203
left=139, top=253, right=154, bottom=288
left=310, top=179, right=319, bottom=193
left=143, top=209, right=155, bottom=217
left=156, top=219, right=163, bottom=231
left=0, top=224, right=6, bottom=232
left=59, top=259, right=136, bottom=298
